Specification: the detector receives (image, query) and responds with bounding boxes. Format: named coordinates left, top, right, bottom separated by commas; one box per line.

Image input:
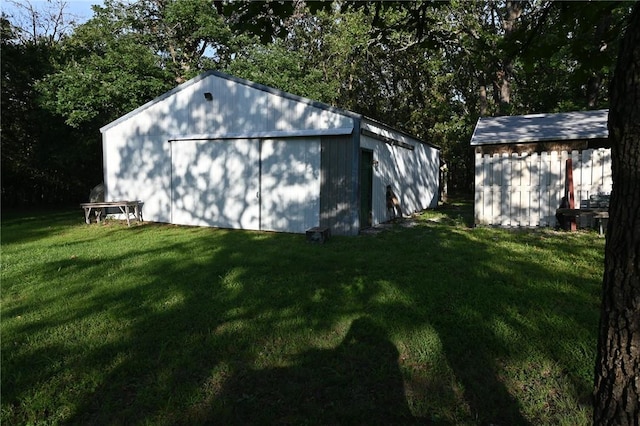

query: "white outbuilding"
left=100, top=71, right=440, bottom=235
left=471, top=110, right=611, bottom=227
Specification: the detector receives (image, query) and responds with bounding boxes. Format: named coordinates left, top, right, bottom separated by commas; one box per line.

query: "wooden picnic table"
left=556, top=207, right=609, bottom=235
left=81, top=201, right=143, bottom=226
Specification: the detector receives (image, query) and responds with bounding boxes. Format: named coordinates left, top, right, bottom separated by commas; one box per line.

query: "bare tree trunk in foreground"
left=593, top=4, right=640, bottom=425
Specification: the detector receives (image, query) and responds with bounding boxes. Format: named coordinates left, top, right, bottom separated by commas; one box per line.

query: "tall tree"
left=127, top=0, right=233, bottom=83
left=3, top=0, right=77, bottom=45
left=593, top=3, right=640, bottom=424
left=514, top=2, right=630, bottom=113
left=36, top=0, right=298, bottom=128
left=37, top=1, right=173, bottom=128
left=1, top=4, right=101, bottom=206
left=14, top=0, right=633, bottom=205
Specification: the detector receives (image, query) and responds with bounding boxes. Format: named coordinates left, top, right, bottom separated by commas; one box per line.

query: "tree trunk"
left=479, top=84, right=488, bottom=116
left=493, top=0, right=522, bottom=115
left=593, top=4, right=640, bottom=425
left=587, top=11, right=613, bottom=109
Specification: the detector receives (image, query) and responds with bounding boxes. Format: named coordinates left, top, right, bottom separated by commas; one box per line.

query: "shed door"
left=260, top=138, right=321, bottom=233
left=171, top=139, right=260, bottom=229
left=359, top=149, right=374, bottom=228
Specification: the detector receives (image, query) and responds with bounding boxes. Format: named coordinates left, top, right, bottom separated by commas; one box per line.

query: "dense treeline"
left=1, top=0, right=632, bottom=206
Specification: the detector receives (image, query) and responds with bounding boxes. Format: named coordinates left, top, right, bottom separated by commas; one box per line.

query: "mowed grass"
left=2, top=201, right=604, bottom=425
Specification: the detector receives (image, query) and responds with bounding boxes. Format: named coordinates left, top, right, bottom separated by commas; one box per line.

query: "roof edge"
left=470, top=134, right=610, bottom=146
left=167, top=127, right=354, bottom=142
left=206, top=70, right=363, bottom=120
left=469, top=109, right=609, bottom=146
left=361, top=118, right=441, bottom=150
left=100, top=70, right=363, bottom=133
left=100, top=72, right=211, bottom=133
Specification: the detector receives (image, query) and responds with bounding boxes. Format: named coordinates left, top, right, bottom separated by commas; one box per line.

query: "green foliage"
left=38, top=36, right=171, bottom=128
left=220, top=0, right=298, bottom=44
left=2, top=0, right=633, bottom=206
left=284, top=7, right=373, bottom=109
left=1, top=15, right=100, bottom=205
left=37, top=1, right=178, bottom=127
left=227, top=41, right=339, bottom=105
left=129, top=0, right=233, bottom=82
left=512, top=2, right=630, bottom=112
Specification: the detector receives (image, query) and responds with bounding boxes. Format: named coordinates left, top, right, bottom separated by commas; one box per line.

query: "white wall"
left=102, top=130, right=172, bottom=223
left=259, top=138, right=321, bottom=233
left=170, top=138, right=261, bottom=229
left=360, top=123, right=440, bottom=226
left=101, top=73, right=352, bottom=227
left=474, top=148, right=612, bottom=227
left=166, top=137, right=320, bottom=232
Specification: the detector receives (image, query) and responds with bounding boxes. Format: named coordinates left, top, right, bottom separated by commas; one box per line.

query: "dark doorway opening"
left=359, top=149, right=373, bottom=228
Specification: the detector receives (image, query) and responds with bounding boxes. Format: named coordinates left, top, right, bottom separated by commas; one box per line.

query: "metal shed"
left=471, top=110, right=611, bottom=227
left=100, top=71, right=440, bottom=235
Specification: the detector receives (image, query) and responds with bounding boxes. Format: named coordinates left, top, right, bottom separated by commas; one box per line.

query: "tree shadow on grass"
left=2, top=211, right=601, bottom=425
left=434, top=326, right=530, bottom=425
left=28, top=230, right=421, bottom=425
left=408, top=224, right=600, bottom=425
left=420, top=198, right=475, bottom=228
left=0, top=210, right=83, bottom=244
left=214, top=317, right=422, bottom=425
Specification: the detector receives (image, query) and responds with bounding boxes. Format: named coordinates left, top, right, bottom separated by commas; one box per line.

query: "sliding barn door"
left=171, top=138, right=320, bottom=233
left=170, top=139, right=260, bottom=229
left=259, top=138, right=321, bottom=233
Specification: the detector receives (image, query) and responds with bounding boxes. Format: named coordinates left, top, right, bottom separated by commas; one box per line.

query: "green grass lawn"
left=1, top=201, right=604, bottom=425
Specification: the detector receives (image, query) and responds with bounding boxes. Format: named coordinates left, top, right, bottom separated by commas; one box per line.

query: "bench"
left=555, top=208, right=609, bottom=234
left=556, top=194, right=609, bottom=235
left=80, top=201, right=143, bottom=227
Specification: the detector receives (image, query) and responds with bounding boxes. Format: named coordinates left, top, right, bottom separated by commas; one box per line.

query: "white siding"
left=103, top=73, right=353, bottom=139
left=360, top=122, right=439, bottom=226
left=101, top=72, right=439, bottom=234
left=102, top=131, right=172, bottom=223
left=474, top=148, right=612, bottom=227
left=260, top=138, right=321, bottom=233
left=168, top=137, right=321, bottom=232
left=101, top=72, right=353, bottom=230
left=170, top=139, right=261, bottom=229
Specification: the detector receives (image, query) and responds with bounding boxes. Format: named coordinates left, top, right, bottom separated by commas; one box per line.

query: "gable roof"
left=100, top=70, right=439, bottom=150
left=470, top=109, right=609, bottom=146
left=100, top=70, right=362, bottom=134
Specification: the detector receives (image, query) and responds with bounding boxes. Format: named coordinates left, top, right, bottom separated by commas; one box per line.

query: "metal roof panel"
left=470, top=110, right=608, bottom=146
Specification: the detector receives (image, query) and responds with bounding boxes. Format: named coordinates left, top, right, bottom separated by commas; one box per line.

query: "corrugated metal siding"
left=320, top=134, right=357, bottom=235
left=102, top=130, right=172, bottom=223
left=168, top=137, right=321, bottom=233
left=474, top=148, right=612, bottom=226
left=260, top=138, right=321, bottom=233
left=102, top=72, right=355, bottom=137
left=102, top=72, right=440, bottom=235
left=128, top=74, right=355, bottom=137
left=170, top=139, right=261, bottom=229
left=102, top=72, right=353, bottom=226
left=360, top=131, right=440, bottom=226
